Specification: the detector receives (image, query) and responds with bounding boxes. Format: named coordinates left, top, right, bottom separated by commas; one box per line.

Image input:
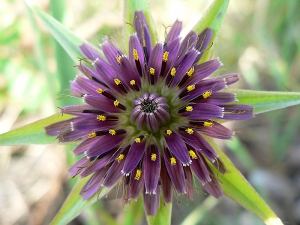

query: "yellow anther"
left=116, top=154, right=125, bottom=162
left=133, top=49, right=139, bottom=61
left=135, top=137, right=141, bottom=143
left=97, top=115, right=106, bottom=121
left=130, top=80, right=136, bottom=85
left=188, top=150, right=198, bottom=159
left=204, top=121, right=214, bottom=127
left=202, top=90, right=212, bottom=99
left=88, top=132, right=96, bottom=138
left=116, top=55, right=121, bottom=64
left=97, top=88, right=103, bottom=94
left=185, top=128, right=194, bottom=134
left=163, top=51, right=169, bottom=62
left=187, top=84, right=195, bottom=92
left=166, top=129, right=172, bottom=135
left=109, top=129, right=116, bottom=135
left=151, top=153, right=157, bottom=161
left=135, top=169, right=142, bottom=180
left=114, top=79, right=121, bottom=85
left=186, top=106, right=193, bottom=112
left=150, top=67, right=155, bottom=75
left=187, top=67, right=194, bottom=77
left=170, top=157, right=176, bottom=165
left=114, top=100, right=120, bottom=107
left=170, top=67, right=176, bottom=76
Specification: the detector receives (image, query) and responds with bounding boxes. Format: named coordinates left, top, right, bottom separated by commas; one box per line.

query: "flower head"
left=46, top=11, right=253, bottom=215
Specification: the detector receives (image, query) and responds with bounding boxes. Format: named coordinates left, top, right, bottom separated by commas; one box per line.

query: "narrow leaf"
left=123, top=0, right=157, bottom=50
left=0, top=114, right=72, bottom=146
left=26, top=1, right=100, bottom=62
left=227, top=89, right=300, bottom=114
left=193, top=0, right=230, bottom=62
left=205, top=137, right=283, bottom=225
left=50, top=177, right=114, bottom=225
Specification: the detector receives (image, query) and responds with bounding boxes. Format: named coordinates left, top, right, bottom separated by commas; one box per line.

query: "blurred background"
left=1, top=0, right=300, bottom=224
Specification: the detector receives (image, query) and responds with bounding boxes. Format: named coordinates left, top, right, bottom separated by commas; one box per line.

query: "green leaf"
left=123, top=0, right=157, bottom=51
left=205, top=137, right=283, bottom=225
left=227, top=89, right=300, bottom=114
left=193, top=0, right=230, bottom=62
left=146, top=199, right=172, bottom=225
left=26, top=2, right=84, bottom=62
left=50, top=177, right=114, bottom=225
left=0, top=114, right=72, bottom=145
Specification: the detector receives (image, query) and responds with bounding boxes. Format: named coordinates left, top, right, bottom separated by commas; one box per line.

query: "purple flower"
left=46, top=11, right=253, bottom=216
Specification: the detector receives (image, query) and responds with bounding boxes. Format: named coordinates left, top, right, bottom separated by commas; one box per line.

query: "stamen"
left=116, top=154, right=125, bottom=162
left=150, top=67, right=155, bottom=75
left=186, top=106, right=193, bottom=112
left=130, top=80, right=136, bottom=85
left=185, top=128, right=194, bottom=134
left=188, top=150, right=198, bottom=159
left=204, top=121, right=213, bottom=127
left=170, top=157, right=176, bottom=165
left=109, top=129, right=116, bottom=135
left=202, top=90, right=212, bottom=98
left=166, top=129, right=172, bottom=135
left=114, top=79, right=121, bottom=85
left=170, top=67, right=176, bottom=76
left=162, top=51, right=169, bottom=62
left=97, top=115, right=106, bottom=121
left=187, top=67, right=194, bottom=77
left=97, top=88, right=103, bottom=94
left=114, top=100, right=120, bottom=107
left=130, top=79, right=140, bottom=91
left=133, top=49, right=139, bottom=61
left=135, top=137, right=141, bottom=143
left=187, top=84, right=195, bottom=92
left=135, top=169, right=142, bottom=180
left=151, top=153, right=157, bottom=161
left=116, top=55, right=121, bottom=64
left=88, top=132, right=96, bottom=138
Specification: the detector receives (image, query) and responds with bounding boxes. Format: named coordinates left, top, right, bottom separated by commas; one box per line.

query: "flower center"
left=130, top=93, right=170, bottom=133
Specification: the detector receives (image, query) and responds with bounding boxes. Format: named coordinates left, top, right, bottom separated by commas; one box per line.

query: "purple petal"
left=160, top=160, right=172, bottom=203
left=163, top=149, right=186, bottom=194
left=122, top=139, right=146, bottom=175
left=167, top=20, right=182, bottom=43
left=143, top=187, right=160, bottom=216
left=182, top=103, right=224, bottom=120
left=127, top=167, right=144, bottom=199
left=129, top=34, right=145, bottom=69
left=143, top=145, right=161, bottom=194
left=83, top=95, right=121, bottom=113
left=119, top=56, right=141, bottom=89
left=69, top=157, right=89, bottom=177
left=79, top=43, right=102, bottom=61
left=222, top=104, right=254, bottom=120
left=192, top=121, right=234, bottom=140
left=179, top=130, right=219, bottom=162
left=217, top=73, right=240, bottom=85
left=102, top=159, right=125, bottom=187
left=180, top=79, right=227, bottom=101
left=185, top=58, right=223, bottom=86
left=164, top=131, right=191, bottom=166
left=73, top=137, right=99, bottom=155
left=134, top=11, right=152, bottom=60
left=189, top=151, right=211, bottom=184
left=163, top=38, right=180, bottom=77
left=198, top=92, right=237, bottom=105
left=194, top=28, right=213, bottom=63
left=101, top=39, right=123, bottom=74
left=147, top=43, right=163, bottom=84
left=178, top=31, right=198, bottom=57
left=86, top=134, right=125, bottom=158
left=170, top=49, right=200, bottom=87
left=81, top=167, right=108, bottom=199
left=184, top=166, right=194, bottom=200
